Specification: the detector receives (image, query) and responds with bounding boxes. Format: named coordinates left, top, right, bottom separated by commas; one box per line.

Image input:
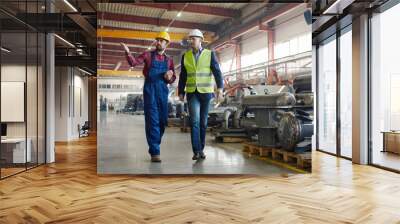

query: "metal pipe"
left=233, top=108, right=242, bottom=128
left=223, top=110, right=232, bottom=129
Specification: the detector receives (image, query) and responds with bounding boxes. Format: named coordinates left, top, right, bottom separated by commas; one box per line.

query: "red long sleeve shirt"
left=125, top=50, right=176, bottom=84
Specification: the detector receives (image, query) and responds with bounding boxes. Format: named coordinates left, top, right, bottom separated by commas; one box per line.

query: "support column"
left=312, top=45, right=317, bottom=151
left=45, top=51, right=55, bottom=163
left=267, top=28, right=276, bottom=84
left=88, top=76, right=97, bottom=132
left=352, top=14, right=369, bottom=164
left=235, top=40, right=241, bottom=80
left=45, top=3, right=55, bottom=164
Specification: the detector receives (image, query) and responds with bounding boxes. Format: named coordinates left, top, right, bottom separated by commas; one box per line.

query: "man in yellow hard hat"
left=121, top=31, right=176, bottom=162
left=178, top=29, right=224, bottom=160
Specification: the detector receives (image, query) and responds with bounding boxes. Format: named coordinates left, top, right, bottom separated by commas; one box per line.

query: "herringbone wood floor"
left=1, top=134, right=400, bottom=224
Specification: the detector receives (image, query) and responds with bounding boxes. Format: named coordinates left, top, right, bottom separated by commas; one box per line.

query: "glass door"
left=317, top=35, right=337, bottom=155
left=370, top=2, right=400, bottom=171
left=339, top=26, right=352, bottom=159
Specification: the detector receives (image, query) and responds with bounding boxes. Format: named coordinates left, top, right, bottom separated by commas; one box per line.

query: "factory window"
left=275, top=33, right=311, bottom=60
left=317, top=35, right=337, bottom=155
left=370, top=2, right=400, bottom=171
left=218, top=46, right=236, bottom=74
left=275, top=41, right=290, bottom=59
left=339, top=26, right=352, bottom=159
left=298, top=33, right=312, bottom=53
left=289, top=38, right=299, bottom=56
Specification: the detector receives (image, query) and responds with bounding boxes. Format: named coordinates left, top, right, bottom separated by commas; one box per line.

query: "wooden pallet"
left=243, top=142, right=311, bottom=170
left=272, top=149, right=311, bottom=169
left=180, top=127, right=189, bottom=133
left=215, top=136, right=248, bottom=143
left=168, top=123, right=182, bottom=127
left=243, top=142, right=267, bottom=156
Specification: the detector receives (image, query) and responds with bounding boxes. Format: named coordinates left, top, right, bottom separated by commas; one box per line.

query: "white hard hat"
left=188, top=29, right=204, bottom=39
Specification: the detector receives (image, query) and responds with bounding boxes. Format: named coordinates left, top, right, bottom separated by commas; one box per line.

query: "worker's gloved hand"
left=179, top=94, right=185, bottom=102
left=215, top=88, right=224, bottom=103
left=120, top=43, right=130, bottom=54
left=164, top=70, right=174, bottom=81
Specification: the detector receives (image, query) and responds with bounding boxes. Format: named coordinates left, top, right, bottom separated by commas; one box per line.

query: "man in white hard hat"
left=178, top=29, right=224, bottom=160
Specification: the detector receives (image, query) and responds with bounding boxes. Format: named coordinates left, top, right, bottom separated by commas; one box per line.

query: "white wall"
left=1, top=64, right=30, bottom=138
left=1, top=63, right=46, bottom=164
left=55, top=67, right=89, bottom=141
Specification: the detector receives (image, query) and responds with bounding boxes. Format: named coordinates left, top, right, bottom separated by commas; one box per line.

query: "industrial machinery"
left=99, top=95, right=108, bottom=111
left=213, top=74, right=314, bottom=152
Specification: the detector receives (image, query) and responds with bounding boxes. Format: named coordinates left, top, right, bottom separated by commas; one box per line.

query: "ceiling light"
left=54, top=34, right=75, bottom=48
left=177, top=12, right=182, bottom=17
left=63, top=0, right=78, bottom=12
left=1, top=47, right=11, bottom=53
left=78, top=67, right=92, bottom=76
left=322, top=0, right=354, bottom=15
left=165, top=28, right=169, bottom=32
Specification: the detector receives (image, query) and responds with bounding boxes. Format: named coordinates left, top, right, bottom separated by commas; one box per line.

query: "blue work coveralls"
left=143, top=52, right=169, bottom=156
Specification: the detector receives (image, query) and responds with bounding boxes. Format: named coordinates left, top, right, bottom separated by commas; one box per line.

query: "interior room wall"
left=1, top=62, right=45, bottom=165
left=1, top=64, right=28, bottom=138
left=55, top=67, right=89, bottom=141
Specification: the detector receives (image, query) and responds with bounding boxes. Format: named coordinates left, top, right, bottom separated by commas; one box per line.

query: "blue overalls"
left=143, top=51, right=169, bottom=156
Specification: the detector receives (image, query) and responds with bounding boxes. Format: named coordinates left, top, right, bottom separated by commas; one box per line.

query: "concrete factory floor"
left=97, top=112, right=294, bottom=175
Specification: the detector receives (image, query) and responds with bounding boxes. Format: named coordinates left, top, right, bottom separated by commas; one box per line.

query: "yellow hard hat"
left=156, top=31, right=170, bottom=42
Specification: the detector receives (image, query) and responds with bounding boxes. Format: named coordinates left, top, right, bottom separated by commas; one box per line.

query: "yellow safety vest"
left=183, top=49, right=214, bottom=93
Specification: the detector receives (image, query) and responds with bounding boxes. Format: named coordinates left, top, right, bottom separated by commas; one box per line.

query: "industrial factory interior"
left=1, top=0, right=400, bottom=223
left=97, top=2, right=313, bottom=174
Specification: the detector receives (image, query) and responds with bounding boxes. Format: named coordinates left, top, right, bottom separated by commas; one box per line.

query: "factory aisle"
left=98, top=112, right=294, bottom=175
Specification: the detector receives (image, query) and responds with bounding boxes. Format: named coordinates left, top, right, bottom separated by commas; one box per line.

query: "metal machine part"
left=241, top=92, right=296, bottom=107
left=168, top=101, right=177, bottom=118
left=248, top=85, right=292, bottom=95
left=293, top=74, right=312, bottom=93
left=241, top=93, right=296, bottom=131
left=295, top=93, right=314, bottom=106
left=277, top=111, right=313, bottom=151
left=258, top=127, right=278, bottom=147
left=212, top=74, right=314, bottom=151
left=238, top=92, right=313, bottom=150
left=208, top=106, right=237, bottom=128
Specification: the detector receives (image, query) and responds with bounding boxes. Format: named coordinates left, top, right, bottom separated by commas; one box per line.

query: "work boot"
left=199, top=151, right=206, bottom=159
left=192, top=153, right=200, bottom=160
left=151, top=155, right=161, bottom=163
